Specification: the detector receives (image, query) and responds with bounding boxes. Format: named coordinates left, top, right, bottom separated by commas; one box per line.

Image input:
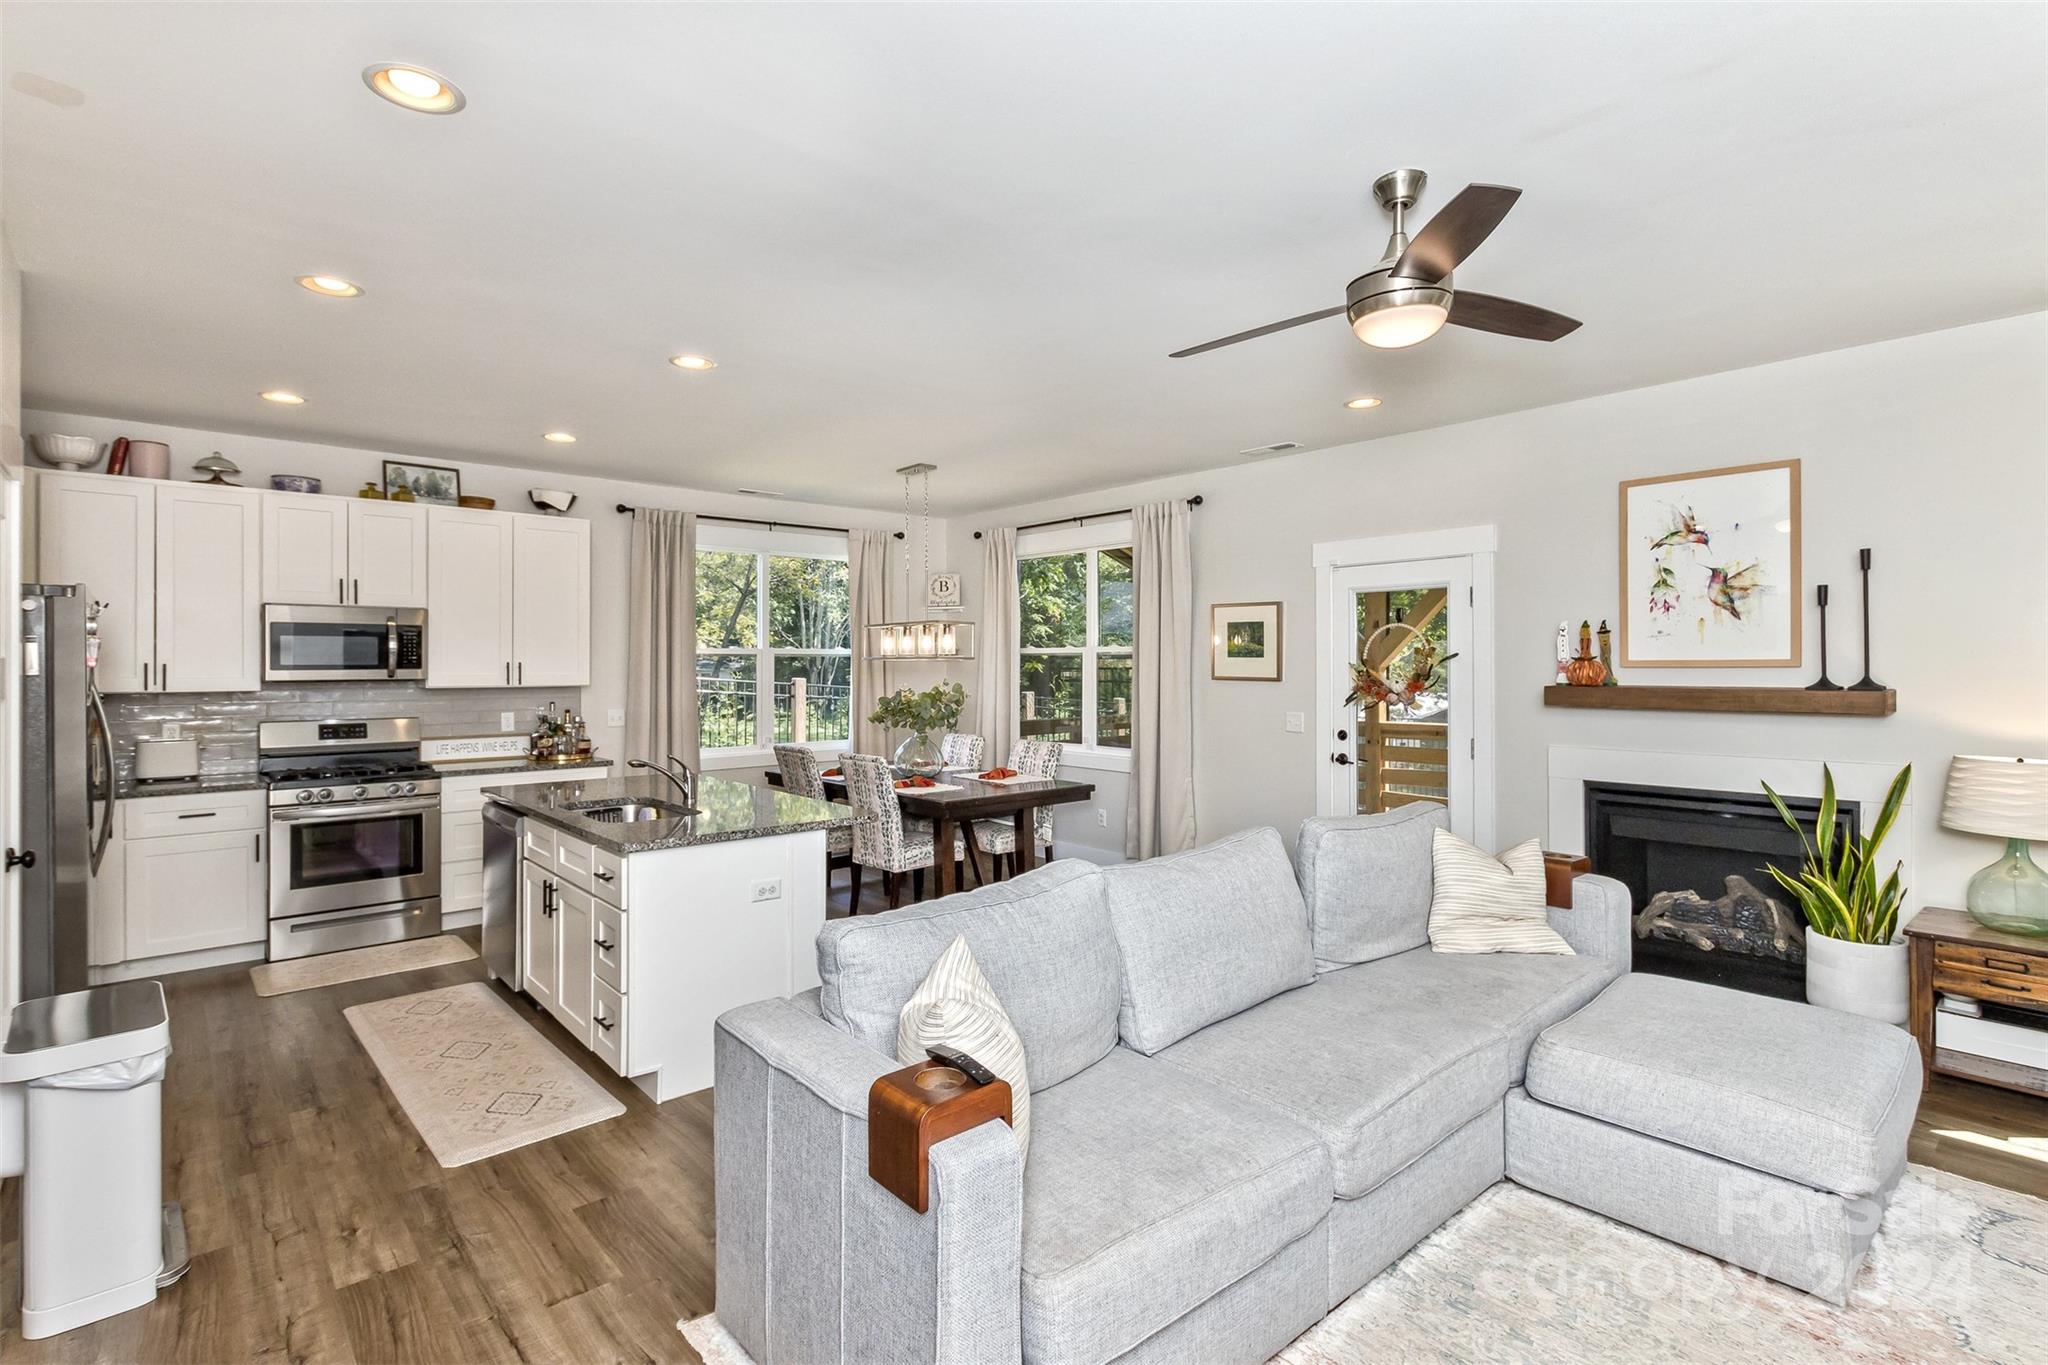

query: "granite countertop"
left=431, top=756, right=612, bottom=779
left=117, top=771, right=265, bottom=800
left=481, top=772, right=851, bottom=856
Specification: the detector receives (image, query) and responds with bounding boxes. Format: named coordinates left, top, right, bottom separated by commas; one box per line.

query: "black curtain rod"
left=615, top=504, right=903, bottom=538
left=973, top=495, right=1202, bottom=540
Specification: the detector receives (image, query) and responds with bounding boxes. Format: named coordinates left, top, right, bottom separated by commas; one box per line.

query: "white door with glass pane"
left=695, top=537, right=851, bottom=754
left=1018, top=541, right=1132, bottom=754
left=1322, top=557, right=1476, bottom=836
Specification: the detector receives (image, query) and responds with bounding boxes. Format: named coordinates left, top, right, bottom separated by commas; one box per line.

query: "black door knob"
left=5, top=848, right=36, bottom=871
left=1330, top=753, right=1353, bottom=766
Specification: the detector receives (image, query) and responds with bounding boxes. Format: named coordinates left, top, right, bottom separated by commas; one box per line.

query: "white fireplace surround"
left=1548, top=745, right=1918, bottom=918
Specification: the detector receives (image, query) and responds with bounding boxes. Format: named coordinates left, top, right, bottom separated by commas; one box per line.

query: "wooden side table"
left=1903, top=907, right=2048, bottom=1097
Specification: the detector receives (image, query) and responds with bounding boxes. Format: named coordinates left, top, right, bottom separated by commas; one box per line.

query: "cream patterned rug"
left=344, top=982, right=624, bottom=1167
left=251, top=934, right=476, bottom=996
left=681, top=1166, right=2046, bottom=1363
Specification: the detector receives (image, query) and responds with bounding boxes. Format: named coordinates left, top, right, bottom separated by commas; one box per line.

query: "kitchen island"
left=482, top=772, right=850, bottom=1101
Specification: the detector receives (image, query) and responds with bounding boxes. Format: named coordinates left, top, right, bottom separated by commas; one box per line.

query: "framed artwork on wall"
left=1211, top=601, right=1283, bottom=681
left=1620, top=458, right=1801, bottom=668
left=383, top=459, right=463, bottom=504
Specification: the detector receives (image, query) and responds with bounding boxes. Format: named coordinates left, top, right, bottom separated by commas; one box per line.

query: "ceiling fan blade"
left=1391, top=184, right=1521, bottom=282
left=1446, top=291, right=1582, bottom=342
left=1168, top=305, right=1347, bottom=358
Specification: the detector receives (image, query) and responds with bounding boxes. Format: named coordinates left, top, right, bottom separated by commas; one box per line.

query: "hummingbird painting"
left=1650, top=507, right=1710, bottom=552
left=1706, top=561, right=1765, bottom=621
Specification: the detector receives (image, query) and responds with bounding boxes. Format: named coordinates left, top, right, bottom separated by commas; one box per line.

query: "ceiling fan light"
left=1351, top=301, right=1449, bottom=349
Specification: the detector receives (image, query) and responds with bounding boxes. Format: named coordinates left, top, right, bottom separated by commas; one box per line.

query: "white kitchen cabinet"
left=511, top=515, right=591, bottom=687
left=122, top=821, right=266, bottom=960
left=425, top=506, right=516, bottom=687
left=438, top=765, right=607, bottom=919
left=348, top=500, right=429, bottom=607
left=552, top=881, right=596, bottom=1042
left=154, top=484, right=263, bottom=692
left=260, top=493, right=350, bottom=605
left=37, top=473, right=154, bottom=693
left=520, top=856, right=560, bottom=1018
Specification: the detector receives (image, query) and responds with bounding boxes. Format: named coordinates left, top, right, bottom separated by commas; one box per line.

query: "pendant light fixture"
left=863, top=463, right=976, bottom=661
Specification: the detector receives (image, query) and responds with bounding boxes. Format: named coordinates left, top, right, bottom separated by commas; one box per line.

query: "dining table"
left=761, top=766, right=1097, bottom=898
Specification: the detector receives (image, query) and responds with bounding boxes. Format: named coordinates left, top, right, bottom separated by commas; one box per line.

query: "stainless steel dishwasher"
left=481, top=799, right=522, bottom=986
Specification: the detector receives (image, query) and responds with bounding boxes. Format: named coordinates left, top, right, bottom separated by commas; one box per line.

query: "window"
left=1018, top=545, right=1132, bottom=751
left=696, top=546, right=850, bottom=751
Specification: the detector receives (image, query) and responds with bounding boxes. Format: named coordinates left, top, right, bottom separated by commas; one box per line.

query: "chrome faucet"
left=629, top=754, right=696, bottom=809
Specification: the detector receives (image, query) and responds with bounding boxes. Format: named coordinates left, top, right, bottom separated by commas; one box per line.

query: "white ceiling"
left=4, top=4, right=2043, bottom=514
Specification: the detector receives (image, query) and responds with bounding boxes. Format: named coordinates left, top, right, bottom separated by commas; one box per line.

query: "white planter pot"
left=1804, top=933, right=1909, bottom=1025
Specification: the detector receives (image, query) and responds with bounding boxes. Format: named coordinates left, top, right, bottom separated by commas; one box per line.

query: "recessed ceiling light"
left=669, top=354, right=717, bottom=371
left=1344, top=396, right=1383, bottom=410
left=260, top=390, right=306, bottom=405
left=296, top=274, right=363, bottom=298
left=362, top=63, right=466, bottom=115
left=543, top=431, right=577, bottom=444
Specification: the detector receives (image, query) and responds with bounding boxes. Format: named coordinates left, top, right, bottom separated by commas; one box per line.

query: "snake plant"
left=1761, top=763, right=1911, bottom=945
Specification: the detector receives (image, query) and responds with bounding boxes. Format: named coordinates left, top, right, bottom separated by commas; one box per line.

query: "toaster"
left=134, top=737, right=200, bottom=782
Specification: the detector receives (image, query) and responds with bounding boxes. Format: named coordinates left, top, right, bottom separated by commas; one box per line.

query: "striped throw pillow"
left=1427, top=829, right=1575, bottom=955
left=896, top=935, right=1031, bottom=1157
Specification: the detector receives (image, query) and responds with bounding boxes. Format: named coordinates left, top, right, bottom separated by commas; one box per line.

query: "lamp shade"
left=1940, top=756, right=2048, bottom=841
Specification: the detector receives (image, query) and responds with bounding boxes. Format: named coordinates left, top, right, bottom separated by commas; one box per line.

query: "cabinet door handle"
left=518, top=661, right=523, bottom=685
left=254, top=833, right=262, bottom=862
left=160, top=662, right=168, bottom=691
left=594, top=869, right=614, bottom=883
left=505, top=661, right=511, bottom=685
left=594, top=937, right=615, bottom=951
left=177, top=811, right=217, bottom=820
left=353, top=578, right=361, bottom=604
left=143, top=662, right=150, bottom=690
left=593, top=1013, right=614, bottom=1033
left=339, top=577, right=346, bottom=604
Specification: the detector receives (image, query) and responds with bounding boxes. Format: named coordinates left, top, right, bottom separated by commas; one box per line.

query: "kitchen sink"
left=572, top=799, right=696, bottom=824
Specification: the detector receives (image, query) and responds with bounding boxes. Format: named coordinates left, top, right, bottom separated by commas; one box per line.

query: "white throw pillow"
left=1427, top=829, right=1575, bottom=955
left=896, top=935, right=1031, bottom=1156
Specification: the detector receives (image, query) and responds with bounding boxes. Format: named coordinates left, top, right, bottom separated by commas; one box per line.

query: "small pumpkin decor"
left=1563, top=620, right=1608, bottom=687
left=1344, top=622, right=1458, bottom=713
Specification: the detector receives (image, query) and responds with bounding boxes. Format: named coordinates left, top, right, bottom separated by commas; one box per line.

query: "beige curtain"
left=1126, top=500, right=1195, bottom=858
left=627, top=508, right=699, bottom=770
left=974, top=527, right=1019, bottom=767
left=848, top=529, right=890, bottom=755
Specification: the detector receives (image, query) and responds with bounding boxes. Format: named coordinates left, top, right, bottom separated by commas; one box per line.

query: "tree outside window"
left=696, top=549, right=850, bottom=749
left=1018, top=546, right=1132, bottom=750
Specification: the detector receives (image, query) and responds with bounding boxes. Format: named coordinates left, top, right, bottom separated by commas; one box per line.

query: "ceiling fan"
left=1169, top=168, right=1581, bottom=358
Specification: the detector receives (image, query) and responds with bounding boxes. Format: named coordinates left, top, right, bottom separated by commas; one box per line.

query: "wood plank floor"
left=5, top=892, right=2046, bottom=1363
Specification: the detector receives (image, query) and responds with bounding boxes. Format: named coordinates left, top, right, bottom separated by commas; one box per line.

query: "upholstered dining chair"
left=972, top=738, right=1063, bottom=877
left=841, top=752, right=976, bottom=912
left=938, top=732, right=986, bottom=770
left=772, top=744, right=852, bottom=881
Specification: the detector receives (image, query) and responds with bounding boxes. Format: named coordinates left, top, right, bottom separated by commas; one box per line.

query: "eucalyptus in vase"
left=868, top=682, right=967, bottom=778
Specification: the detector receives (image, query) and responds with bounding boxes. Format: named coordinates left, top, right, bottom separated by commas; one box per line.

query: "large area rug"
left=681, top=1166, right=2045, bottom=1363
left=344, top=982, right=624, bottom=1167
left=250, top=933, right=477, bottom=995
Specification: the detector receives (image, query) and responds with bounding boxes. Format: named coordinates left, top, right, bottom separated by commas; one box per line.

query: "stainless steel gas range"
left=260, top=717, right=442, bottom=960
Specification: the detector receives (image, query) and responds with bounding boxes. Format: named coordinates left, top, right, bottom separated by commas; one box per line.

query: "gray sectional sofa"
left=713, top=804, right=1632, bottom=1365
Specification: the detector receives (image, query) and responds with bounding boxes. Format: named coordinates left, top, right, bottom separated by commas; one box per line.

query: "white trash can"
left=0, top=979, right=187, bottom=1340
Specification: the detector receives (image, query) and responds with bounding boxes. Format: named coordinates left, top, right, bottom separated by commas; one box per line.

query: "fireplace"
left=1585, top=781, right=1858, bottom=1000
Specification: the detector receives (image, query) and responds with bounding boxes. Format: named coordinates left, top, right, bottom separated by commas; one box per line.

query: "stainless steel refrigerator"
left=18, top=585, right=115, bottom=998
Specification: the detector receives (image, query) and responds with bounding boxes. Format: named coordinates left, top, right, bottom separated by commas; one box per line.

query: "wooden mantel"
left=1542, top=685, right=1896, bottom=717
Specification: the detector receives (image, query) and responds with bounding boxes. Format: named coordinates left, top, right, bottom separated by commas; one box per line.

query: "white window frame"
left=1016, top=519, right=1134, bottom=774
left=696, top=526, right=853, bottom=770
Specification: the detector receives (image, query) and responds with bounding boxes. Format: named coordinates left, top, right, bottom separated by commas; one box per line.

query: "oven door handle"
left=272, top=796, right=441, bottom=823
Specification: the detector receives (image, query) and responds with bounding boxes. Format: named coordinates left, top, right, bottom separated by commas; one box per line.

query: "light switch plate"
left=606, top=708, right=625, bottom=728
left=500, top=712, right=516, bottom=731
left=1284, top=712, right=1305, bottom=733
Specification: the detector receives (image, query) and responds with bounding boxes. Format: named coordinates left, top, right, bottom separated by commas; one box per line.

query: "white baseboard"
left=90, top=940, right=265, bottom=983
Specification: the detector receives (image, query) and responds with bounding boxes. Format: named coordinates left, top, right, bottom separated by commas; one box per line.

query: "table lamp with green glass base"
left=1940, top=755, right=2048, bottom=935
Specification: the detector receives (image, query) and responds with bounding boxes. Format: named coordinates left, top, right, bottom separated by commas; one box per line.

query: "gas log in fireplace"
left=1584, top=781, right=1858, bottom=1001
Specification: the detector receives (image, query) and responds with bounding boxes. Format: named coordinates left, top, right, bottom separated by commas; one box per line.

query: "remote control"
left=926, top=1044, right=999, bottom=1087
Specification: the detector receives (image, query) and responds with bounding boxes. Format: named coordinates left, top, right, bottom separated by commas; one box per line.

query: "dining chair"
left=773, top=744, right=853, bottom=879
left=939, top=732, right=986, bottom=770
left=972, top=738, right=1063, bottom=877
left=842, top=752, right=974, bottom=912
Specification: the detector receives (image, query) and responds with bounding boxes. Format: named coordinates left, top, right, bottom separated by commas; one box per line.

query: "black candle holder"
left=1805, top=584, right=1842, bottom=691
left=1847, top=548, right=1887, bottom=692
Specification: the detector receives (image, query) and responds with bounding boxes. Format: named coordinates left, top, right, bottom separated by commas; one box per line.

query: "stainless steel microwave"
left=263, top=605, right=427, bottom=682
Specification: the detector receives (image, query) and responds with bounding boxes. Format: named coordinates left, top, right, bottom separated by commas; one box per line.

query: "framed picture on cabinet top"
left=1211, top=601, right=1283, bottom=681
left=1620, top=458, right=1800, bottom=668
left=383, top=459, right=463, bottom=505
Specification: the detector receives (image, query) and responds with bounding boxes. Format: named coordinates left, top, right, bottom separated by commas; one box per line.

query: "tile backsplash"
left=106, top=683, right=580, bottom=781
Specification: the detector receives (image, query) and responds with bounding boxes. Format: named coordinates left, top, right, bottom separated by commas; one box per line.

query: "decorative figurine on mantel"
left=1564, top=620, right=1608, bottom=686
left=1596, top=620, right=1618, bottom=686
left=1806, top=583, right=1843, bottom=691
left=1554, top=622, right=1570, bottom=685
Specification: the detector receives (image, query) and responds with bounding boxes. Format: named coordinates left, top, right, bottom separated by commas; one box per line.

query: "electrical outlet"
left=500, top=712, right=516, bottom=731
left=1096, top=807, right=1108, bottom=828
left=1284, top=711, right=1305, bottom=734
left=606, top=708, right=625, bottom=728
left=751, top=877, right=783, bottom=903
left=159, top=721, right=180, bottom=740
